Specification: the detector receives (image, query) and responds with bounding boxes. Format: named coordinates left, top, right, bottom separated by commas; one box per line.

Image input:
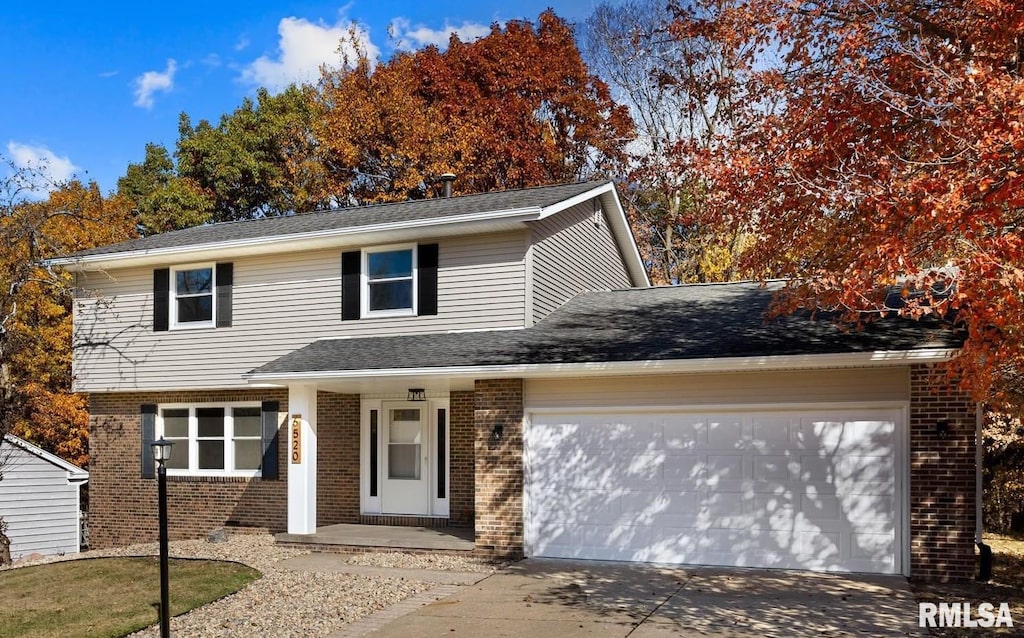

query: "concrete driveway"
left=367, top=558, right=925, bottom=637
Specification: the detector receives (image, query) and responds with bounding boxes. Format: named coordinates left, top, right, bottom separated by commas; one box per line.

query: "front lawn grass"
left=912, top=533, right=1024, bottom=636
left=0, top=556, right=259, bottom=638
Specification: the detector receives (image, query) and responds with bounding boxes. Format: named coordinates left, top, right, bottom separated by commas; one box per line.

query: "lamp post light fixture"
left=150, top=438, right=173, bottom=638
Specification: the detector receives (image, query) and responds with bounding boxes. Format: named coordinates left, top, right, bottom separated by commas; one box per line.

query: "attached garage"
left=524, top=407, right=905, bottom=574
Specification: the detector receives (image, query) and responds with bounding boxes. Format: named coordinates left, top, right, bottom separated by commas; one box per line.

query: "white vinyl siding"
left=529, top=200, right=632, bottom=325
left=0, top=442, right=86, bottom=559
left=524, top=367, right=910, bottom=409
left=73, top=232, right=527, bottom=391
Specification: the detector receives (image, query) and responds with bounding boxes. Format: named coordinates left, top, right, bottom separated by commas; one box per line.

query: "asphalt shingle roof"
left=248, top=281, right=963, bottom=376
left=67, top=180, right=608, bottom=258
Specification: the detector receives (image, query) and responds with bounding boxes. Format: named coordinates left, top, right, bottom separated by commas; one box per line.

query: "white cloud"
left=133, top=59, right=177, bottom=109
left=241, top=16, right=379, bottom=92
left=6, top=141, right=79, bottom=194
left=234, top=36, right=250, bottom=52
left=389, top=18, right=492, bottom=50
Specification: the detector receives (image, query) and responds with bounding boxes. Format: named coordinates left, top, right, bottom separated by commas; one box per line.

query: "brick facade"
left=449, top=391, right=475, bottom=527
left=87, top=390, right=289, bottom=549
left=89, top=389, right=476, bottom=548
left=909, top=363, right=978, bottom=582
left=89, top=366, right=977, bottom=582
left=315, top=391, right=360, bottom=526
left=473, top=379, right=525, bottom=557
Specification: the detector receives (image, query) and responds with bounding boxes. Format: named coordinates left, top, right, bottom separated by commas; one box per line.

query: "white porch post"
left=287, top=384, right=318, bottom=534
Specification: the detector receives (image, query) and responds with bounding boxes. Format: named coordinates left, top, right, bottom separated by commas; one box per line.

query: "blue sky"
left=2, top=1, right=605, bottom=196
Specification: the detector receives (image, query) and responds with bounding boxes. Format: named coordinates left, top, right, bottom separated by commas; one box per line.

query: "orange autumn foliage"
left=314, top=10, right=633, bottom=203
left=2, top=181, right=136, bottom=467
left=670, top=0, right=1024, bottom=400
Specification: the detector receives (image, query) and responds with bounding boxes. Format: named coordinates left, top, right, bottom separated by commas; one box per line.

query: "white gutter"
left=244, top=347, right=959, bottom=384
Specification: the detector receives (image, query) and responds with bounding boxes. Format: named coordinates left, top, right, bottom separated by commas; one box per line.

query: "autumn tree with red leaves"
left=314, top=10, right=633, bottom=203
left=670, top=0, right=1024, bottom=399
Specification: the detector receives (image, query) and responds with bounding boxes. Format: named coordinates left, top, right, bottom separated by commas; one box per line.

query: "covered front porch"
left=271, top=377, right=523, bottom=557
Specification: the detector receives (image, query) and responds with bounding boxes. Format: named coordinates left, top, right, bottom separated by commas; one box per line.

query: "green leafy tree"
left=117, top=143, right=213, bottom=234
left=176, top=85, right=326, bottom=220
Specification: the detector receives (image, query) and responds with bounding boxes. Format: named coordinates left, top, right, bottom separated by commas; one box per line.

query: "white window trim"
left=361, top=243, right=417, bottom=318
left=156, top=402, right=262, bottom=478
left=169, top=262, right=216, bottom=330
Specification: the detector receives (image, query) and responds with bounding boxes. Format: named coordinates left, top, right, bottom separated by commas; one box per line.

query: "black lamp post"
left=151, top=438, right=173, bottom=638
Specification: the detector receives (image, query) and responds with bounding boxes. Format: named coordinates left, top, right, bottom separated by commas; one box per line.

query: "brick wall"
left=474, top=379, right=524, bottom=556
left=316, top=392, right=360, bottom=526
left=87, top=390, right=288, bottom=549
left=909, top=363, right=978, bottom=582
left=449, top=391, right=475, bottom=527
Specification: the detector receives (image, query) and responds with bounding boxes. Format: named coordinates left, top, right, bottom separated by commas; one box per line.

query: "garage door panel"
left=701, top=455, right=746, bottom=487
left=801, top=419, right=895, bottom=454
left=706, top=418, right=747, bottom=449
left=526, top=408, right=902, bottom=574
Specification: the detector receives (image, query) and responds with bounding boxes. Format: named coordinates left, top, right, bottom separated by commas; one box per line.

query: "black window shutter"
left=153, top=269, right=169, bottom=332
left=261, top=401, right=280, bottom=480
left=341, top=251, right=361, bottom=321
left=215, top=262, right=233, bottom=328
left=417, top=243, right=438, bottom=316
left=141, top=404, right=157, bottom=479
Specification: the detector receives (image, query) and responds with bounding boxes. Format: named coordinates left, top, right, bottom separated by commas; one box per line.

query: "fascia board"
left=243, top=348, right=959, bottom=384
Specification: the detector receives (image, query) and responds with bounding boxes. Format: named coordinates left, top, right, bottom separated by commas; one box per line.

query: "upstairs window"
left=341, top=244, right=437, bottom=321
left=153, top=263, right=233, bottom=332
left=363, top=246, right=416, bottom=316
left=173, top=265, right=214, bottom=327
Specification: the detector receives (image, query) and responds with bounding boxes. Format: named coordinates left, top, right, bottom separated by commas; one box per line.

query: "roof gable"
left=2, top=434, right=89, bottom=478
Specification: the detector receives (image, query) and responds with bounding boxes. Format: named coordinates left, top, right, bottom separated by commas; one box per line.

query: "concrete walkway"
left=361, top=558, right=926, bottom=637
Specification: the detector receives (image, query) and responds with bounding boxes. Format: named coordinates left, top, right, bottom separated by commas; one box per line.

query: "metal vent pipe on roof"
left=440, top=173, right=456, bottom=198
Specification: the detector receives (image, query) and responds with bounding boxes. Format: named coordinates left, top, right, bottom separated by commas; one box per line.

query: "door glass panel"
left=388, top=445, right=420, bottom=479
left=388, top=408, right=421, bottom=479
left=391, top=408, right=420, bottom=422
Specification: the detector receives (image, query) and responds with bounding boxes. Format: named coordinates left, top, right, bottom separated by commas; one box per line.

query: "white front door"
left=381, top=403, right=430, bottom=515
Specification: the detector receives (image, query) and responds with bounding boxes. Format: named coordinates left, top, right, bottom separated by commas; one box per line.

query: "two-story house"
left=54, top=180, right=976, bottom=581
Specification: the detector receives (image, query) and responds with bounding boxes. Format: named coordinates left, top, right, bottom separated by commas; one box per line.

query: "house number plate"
left=290, top=414, right=302, bottom=464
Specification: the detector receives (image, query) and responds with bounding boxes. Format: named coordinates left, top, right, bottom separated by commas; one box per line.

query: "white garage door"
left=524, top=408, right=902, bottom=574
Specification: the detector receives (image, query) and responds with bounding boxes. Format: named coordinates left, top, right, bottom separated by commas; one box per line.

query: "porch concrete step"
left=275, top=523, right=475, bottom=552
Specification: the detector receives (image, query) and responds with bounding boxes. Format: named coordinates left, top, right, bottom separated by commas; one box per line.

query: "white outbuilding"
left=0, top=434, right=88, bottom=559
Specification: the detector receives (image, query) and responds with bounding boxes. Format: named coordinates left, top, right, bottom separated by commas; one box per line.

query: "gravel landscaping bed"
left=4, top=533, right=500, bottom=638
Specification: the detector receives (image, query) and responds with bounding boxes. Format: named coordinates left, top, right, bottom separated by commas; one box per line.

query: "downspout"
left=976, top=402, right=992, bottom=581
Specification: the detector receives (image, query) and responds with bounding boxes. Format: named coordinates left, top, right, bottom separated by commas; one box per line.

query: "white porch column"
left=287, top=384, right=317, bottom=534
